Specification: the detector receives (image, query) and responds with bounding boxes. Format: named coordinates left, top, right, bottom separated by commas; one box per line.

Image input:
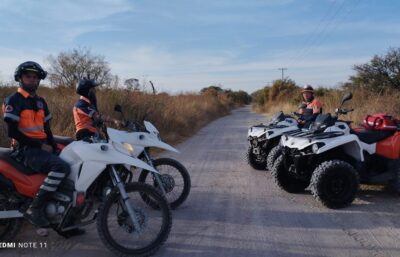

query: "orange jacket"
left=3, top=88, right=51, bottom=139
left=73, top=96, right=98, bottom=133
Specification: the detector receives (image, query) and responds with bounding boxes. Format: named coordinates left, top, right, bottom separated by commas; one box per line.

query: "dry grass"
left=0, top=86, right=234, bottom=147
left=255, top=89, right=400, bottom=126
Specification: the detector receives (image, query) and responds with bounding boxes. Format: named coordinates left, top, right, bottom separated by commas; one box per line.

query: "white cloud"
left=104, top=44, right=369, bottom=93
left=0, top=47, right=48, bottom=82
left=0, top=0, right=132, bottom=22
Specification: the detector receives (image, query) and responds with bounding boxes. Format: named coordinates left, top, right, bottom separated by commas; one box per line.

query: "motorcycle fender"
left=63, top=141, right=158, bottom=173
left=121, top=131, right=179, bottom=153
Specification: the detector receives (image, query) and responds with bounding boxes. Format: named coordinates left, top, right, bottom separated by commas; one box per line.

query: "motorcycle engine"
left=45, top=201, right=66, bottom=220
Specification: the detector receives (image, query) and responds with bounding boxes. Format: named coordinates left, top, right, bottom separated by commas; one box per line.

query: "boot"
left=24, top=190, right=51, bottom=227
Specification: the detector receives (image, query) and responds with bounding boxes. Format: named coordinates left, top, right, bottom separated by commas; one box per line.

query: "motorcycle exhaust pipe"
left=0, top=210, right=23, bottom=219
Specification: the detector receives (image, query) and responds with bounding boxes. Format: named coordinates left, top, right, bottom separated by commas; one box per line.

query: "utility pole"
left=278, top=68, right=287, bottom=80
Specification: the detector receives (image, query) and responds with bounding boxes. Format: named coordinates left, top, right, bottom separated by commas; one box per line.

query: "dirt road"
left=3, top=106, right=400, bottom=257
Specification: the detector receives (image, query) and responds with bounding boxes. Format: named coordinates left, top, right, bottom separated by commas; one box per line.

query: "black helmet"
left=77, top=79, right=99, bottom=108
left=301, top=85, right=314, bottom=93
left=14, top=61, right=47, bottom=82
left=76, top=79, right=99, bottom=97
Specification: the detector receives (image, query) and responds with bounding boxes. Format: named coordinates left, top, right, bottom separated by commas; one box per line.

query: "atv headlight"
left=312, top=143, right=325, bottom=153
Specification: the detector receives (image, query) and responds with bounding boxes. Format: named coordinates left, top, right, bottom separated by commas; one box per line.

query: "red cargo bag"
left=363, top=113, right=399, bottom=131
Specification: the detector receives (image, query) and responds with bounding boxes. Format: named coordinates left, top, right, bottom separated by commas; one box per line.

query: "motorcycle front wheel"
left=96, top=182, right=172, bottom=257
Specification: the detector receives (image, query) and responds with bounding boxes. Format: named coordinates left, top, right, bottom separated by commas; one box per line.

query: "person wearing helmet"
left=297, top=85, right=323, bottom=127
left=73, top=79, right=120, bottom=141
left=2, top=61, right=70, bottom=228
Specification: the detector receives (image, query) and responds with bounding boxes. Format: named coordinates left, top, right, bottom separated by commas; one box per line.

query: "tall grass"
left=0, top=86, right=234, bottom=147
left=254, top=88, right=400, bottom=126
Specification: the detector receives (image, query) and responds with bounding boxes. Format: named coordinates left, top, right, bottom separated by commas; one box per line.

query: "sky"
left=0, top=0, right=399, bottom=93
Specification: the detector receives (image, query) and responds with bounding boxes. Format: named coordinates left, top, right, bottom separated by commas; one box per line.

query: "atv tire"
left=272, top=155, right=309, bottom=193
left=310, top=160, right=359, bottom=209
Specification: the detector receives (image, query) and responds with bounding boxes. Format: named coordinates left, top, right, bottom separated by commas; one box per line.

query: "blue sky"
left=0, top=0, right=399, bottom=93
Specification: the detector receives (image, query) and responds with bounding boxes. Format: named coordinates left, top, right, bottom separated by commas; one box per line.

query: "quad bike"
left=247, top=111, right=304, bottom=170
left=0, top=125, right=172, bottom=256
left=272, top=92, right=400, bottom=209
left=112, top=105, right=191, bottom=210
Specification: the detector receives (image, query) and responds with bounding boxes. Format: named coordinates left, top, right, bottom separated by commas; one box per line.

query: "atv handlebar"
left=292, top=112, right=302, bottom=118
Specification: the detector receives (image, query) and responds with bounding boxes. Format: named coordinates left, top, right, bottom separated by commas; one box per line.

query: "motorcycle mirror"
left=341, top=92, right=352, bottom=104
left=114, top=104, right=123, bottom=113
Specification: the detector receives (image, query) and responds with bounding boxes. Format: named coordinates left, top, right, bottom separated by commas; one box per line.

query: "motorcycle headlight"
left=122, top=142, right=134, bottom=155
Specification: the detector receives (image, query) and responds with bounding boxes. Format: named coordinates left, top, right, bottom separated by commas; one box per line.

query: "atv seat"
left=350, top=128, right=395, bottom=144
left=53, top=135, right=75, bottom=146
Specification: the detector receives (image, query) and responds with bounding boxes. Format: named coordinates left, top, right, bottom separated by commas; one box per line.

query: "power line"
left=278, top=68, right=288, bottom=80
left=292, top=0, right=339, bottom=62
left=291, top=0, right=350, bottom=65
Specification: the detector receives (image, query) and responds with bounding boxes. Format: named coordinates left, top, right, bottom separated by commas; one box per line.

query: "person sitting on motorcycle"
left=73, top=79, right=121, bottom=141
left=297, top=85, right=323, bottom=127
left=2, top=61, right=70, bottom=228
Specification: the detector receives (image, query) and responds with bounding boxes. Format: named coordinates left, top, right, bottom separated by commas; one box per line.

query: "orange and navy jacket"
left=3, top=88, right=52, bottom=141
left=301, top=98, right=323, bottom=116
left=73, top=96, right=98, bottom=133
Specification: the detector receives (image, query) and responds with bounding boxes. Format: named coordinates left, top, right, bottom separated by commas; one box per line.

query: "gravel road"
left=3, top=106, right=400, bottom=257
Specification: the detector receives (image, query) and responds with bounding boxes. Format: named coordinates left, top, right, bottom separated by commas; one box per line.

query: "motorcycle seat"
left=53, top=135, right=75, bottom=146
left=0, top=148, right=37, bottom=175
left=350, top=128, right=395, bottom=144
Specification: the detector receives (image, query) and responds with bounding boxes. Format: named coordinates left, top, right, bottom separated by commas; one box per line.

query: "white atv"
left=272, top=93, right=400, bottom=208
left=112, top=105, right=191, bottom=209
left=0, top=126, right=172, bottom=256
left=246, top=111, right=300, bottom=170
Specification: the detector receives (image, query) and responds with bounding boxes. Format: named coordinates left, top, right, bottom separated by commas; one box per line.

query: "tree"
left=200, top=85, right=224, bottom=94
left=268, top=79, right=299, bottom=102
left=124, top=78, right=140, bottom=91
left=227, top=90, right=251, bottom=105
left=251, top=88, right=268, bottom=106
left=350, top=47, right=400, bottom=92
left=47, top=47, right=112, bottom=88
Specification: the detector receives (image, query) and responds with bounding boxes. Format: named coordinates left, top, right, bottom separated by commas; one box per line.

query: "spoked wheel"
left=97, top=182, right=172, bottom=257
left=0, top=189, right=23, bottom=241
left=139, top=158, right=191, bottom=209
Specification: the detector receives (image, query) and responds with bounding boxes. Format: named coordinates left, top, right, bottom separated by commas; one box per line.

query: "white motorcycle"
left=247, top=111, right=300, bottom=170
left=112, top=105, right=191, bottom=209
left=0, top=128, right=172, bottom=256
